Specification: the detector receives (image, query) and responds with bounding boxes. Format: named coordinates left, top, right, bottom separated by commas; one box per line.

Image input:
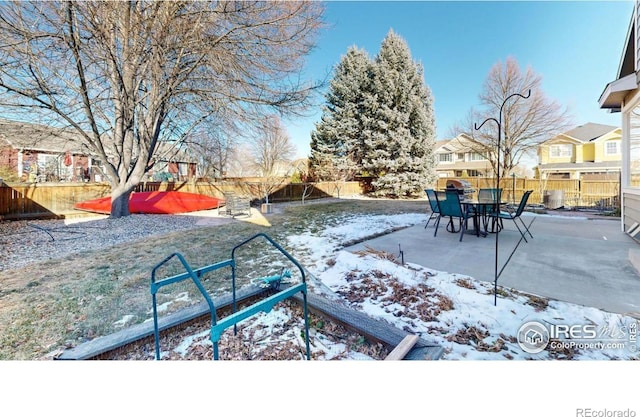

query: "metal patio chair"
left=477, top=188, right=503, bottom=231
left=434, top=190, right=471, bottom=242
left=424, top=189, right=440, bottom=229
left=489, top=190, right=534, bottom=242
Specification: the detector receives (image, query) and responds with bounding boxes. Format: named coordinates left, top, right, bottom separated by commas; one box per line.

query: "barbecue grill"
left=445, top=179, right=475, bottom=200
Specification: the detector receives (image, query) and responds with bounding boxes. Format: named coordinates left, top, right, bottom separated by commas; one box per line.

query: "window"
left=605, top=140, right=621, bottom=156
left=469, top=152, right=486, bottom=161
left=550, top=144, right=572, bottom=158
left=548, top=172, right=570, bottom=179
left=439, top=153, right=452, bottom=162
left=456, top=152, right=465, bottom=161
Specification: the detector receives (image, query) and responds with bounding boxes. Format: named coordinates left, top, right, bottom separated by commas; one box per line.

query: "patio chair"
left=424, top=189, right=440, bottom=229
left=489, top=190, right=534, bottom=242
left=477, top=188, right=502, bottom=231
left=478, top=188, right=502, bottom=203
left=434, top=190, right=471, bottom=242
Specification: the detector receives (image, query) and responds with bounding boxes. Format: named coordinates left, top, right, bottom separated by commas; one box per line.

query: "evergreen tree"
left=309, top=46, right=371, bottom=181
left=361, top=29, right=437, bottom=197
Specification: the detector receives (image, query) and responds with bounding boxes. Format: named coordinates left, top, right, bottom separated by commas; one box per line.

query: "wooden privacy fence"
left=0, top=177, right=622, bottom=220
left=0, top=180, right=364, bottom=220
left=436, top=177, right=621, bottom=211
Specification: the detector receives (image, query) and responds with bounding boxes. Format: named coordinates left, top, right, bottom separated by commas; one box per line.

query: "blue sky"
left=284, top=0, right=635, bottom=158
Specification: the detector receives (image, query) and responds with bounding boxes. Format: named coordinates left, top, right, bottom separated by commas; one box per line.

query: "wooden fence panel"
left=0, top=183, right=111, bottom=219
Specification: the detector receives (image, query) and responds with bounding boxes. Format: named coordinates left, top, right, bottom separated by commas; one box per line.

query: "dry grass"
left=0, top=198, right=426, bottom=360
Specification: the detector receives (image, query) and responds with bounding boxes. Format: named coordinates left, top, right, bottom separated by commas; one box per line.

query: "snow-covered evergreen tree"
left=361, top=29, right=437, bottom=197
left=309, top=46, right=371, bottom=181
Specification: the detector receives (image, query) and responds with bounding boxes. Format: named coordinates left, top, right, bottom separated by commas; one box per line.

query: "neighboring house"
left=0, top=119, right=96, bottom=182
left=145, top=141, right=198, bottom=182
left=599, top=0, right=640, bottom=235
left=434, top=133, right=493, bottom=178
left=0, top=119, right=198, bottom=183
left=537, top=123, right=622, bottom=180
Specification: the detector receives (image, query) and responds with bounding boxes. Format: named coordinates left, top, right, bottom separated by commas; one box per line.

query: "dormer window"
left=605, top=140, right=621, bottom=156
left=550, top=144, right=572, bottom=158
left=439, top=153, right=452, bottom=162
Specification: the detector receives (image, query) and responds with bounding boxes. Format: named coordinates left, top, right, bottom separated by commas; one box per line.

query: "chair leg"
left=517, top=217, right=533, bottom=239
left=425, top=213, right=438, bottom=229
left=510, top=218, right=529, bottom=243
left=446, top=217, right=459, bottom=233
left=434, top=215, right=441, bottom=237
left=459, top=214, right=468, bottom=242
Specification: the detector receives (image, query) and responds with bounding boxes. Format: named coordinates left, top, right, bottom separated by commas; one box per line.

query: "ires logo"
left=548, top=324, right=597, bottom=339
left=516, top=321, right=626, bottom=354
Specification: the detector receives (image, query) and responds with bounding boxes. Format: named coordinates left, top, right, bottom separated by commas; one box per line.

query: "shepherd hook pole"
left=474, top=89, right=531, bottom=306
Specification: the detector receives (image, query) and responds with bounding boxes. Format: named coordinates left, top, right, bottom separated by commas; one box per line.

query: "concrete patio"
left=346, top=211, right=640, bottom=316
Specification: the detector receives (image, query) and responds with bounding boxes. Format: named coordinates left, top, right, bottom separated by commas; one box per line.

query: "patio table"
left=460, top=199, right=506, bottom=237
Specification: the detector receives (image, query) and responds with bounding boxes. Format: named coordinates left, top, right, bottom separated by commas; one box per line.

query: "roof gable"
left=561, top=123, right=619, bottom=142
left=435, top=134, right=487, bottom=153
left=599, top=3, right=638, bottom=112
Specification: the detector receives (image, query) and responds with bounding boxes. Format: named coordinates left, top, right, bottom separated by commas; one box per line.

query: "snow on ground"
left=288, top=212, right=640, bottom=361
left=9, top=210, right=639, bottom=416
left=287, top=212, right=426, bottom=270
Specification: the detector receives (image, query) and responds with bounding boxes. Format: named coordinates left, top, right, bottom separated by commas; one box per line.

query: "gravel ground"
left=0, top=212, right=224, bottom=271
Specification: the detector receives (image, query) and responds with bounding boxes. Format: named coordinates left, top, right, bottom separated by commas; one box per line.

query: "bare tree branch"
left=0, top=0, right=325, bottom=217
left=452, top=57, right=574, bottom=177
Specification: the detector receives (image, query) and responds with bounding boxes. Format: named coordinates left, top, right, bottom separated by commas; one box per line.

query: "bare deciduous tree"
left=250, top=115, right=296, bottom=205
left=289, top=158, right=315, bottom=204
left=452, top=57, right=573, bottom=177
left=310, top=155, right=358, bottom=198
left=0, top=1, right=324, bottom=217
left=188, top=125, right=237, bottom=180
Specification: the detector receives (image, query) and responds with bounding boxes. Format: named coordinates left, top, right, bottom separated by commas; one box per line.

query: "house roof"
left=599, top=73, right=638, bottom=111
left=435, top=134, right=487, bottom=153
left=0, top=119, right=89, bottom=154
left=560, top=123, right=620, bottom=143
left=0, top=118, right=197, bottom=163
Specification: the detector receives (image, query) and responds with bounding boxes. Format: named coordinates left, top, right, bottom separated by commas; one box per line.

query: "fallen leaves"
left=99, top=299, right=390, bottom=361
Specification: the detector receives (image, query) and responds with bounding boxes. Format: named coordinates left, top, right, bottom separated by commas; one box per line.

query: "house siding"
left=599, top=140, right=622, bottom=162
left=0, top=146, right=18, bottom=179
left=582, top=143, right=595, bottom=162
left=636, top=4, right=640, bottom=71
left=623, top=191, right=640, bottom=235
left=622, top=91, right=640, bottom=235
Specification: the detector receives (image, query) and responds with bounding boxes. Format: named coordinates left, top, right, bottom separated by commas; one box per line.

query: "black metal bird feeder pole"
left=474, top=89, right=531, bottom=306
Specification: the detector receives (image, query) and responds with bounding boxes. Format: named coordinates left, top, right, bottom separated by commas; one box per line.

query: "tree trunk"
left=110, top=186, right=133, bottom=218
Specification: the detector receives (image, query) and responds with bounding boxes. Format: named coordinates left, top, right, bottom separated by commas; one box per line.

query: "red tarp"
left=74, top=191, right=225, bottom=215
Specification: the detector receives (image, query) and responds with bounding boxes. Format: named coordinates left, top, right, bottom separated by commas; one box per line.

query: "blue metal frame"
left=150, top=233, right=311, bottom=360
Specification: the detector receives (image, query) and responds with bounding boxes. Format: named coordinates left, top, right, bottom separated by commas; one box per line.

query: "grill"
left=445, top=179, right=475, bottom=200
